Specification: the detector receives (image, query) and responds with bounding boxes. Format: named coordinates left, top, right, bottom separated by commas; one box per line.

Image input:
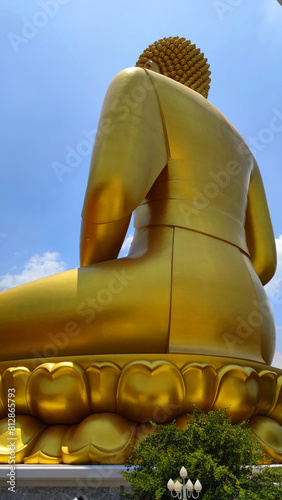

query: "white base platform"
left=0, top=465, right=130, bottom=499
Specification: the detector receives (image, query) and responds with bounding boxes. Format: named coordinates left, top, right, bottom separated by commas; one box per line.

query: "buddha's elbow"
left=253, top=248, right=277, bottom=286
left=82, top=182, right=133, bottom=224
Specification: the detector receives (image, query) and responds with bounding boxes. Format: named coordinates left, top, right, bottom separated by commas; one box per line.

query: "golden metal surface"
left=116, top=360, right=185, bottom=423
left=61, top=413, right=136, bottom=465
left=26, top=362, right=91, bottom=424
left=0, top=63, right=279, bottom=464
left=0, top=415, right=46, bottom=463
left=24, top=425, right=69, bottom=464
left=0, top=359, right=281, bottom=463
left=0, top=67, right=276, bottom=365
left=249, top=416, right=282, bottom=463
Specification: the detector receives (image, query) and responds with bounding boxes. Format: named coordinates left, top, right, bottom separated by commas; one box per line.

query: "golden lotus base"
left=0, top=354, right=282, bottom=464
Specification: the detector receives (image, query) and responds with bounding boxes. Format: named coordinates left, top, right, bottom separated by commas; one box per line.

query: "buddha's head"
left=136, top=36, right=211, bottom=99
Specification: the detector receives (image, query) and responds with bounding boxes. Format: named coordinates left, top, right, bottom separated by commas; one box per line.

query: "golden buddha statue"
left=0, top=37, right=281, bottom=465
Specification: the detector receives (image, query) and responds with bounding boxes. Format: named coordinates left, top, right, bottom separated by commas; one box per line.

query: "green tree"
left=238, top=466, right=282, bottom=499
left=122, top=408, right=282, bottom=499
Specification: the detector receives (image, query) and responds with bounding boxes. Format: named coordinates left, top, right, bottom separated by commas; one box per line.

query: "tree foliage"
left=122, top=408, right=282, bottom=499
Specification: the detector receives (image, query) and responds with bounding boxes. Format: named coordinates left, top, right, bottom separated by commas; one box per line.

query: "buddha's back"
left=135, top=69, right=252, bottom=254
left=130, top=70, right=276, bottom=364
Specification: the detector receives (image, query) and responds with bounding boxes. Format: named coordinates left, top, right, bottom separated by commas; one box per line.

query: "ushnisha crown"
left=136, top=36, right=211, bottom=98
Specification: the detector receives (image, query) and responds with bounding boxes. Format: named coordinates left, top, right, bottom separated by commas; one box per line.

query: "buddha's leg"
left=0, top=229, right=173, bottom=362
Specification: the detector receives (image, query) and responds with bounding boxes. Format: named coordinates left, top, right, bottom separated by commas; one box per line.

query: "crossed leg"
left=0, top=244, right=172, bottom=362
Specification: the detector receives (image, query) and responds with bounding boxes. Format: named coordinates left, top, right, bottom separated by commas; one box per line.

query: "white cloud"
left=120, top=235, right=134, bottom=256
left=0, top=251, right=67, bottom=290
left=272, top=351, right=282, bottom=369
left=265, top=235, right=282, bottom=305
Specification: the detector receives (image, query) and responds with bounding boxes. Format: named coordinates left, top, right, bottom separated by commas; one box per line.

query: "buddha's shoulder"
left=106, top=69, right=248, bottom=146
left=109, top=67, right=188, bottom=90
left=109, top=68, right=214, bottom=112
left=107, top=67, right=152, bottom=92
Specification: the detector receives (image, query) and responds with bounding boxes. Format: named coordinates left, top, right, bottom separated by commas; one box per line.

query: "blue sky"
left=0, top=0, right=282, bottom=365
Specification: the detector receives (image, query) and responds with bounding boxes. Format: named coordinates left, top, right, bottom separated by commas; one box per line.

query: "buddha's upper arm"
left=245, top=162, right=276, bottom=285
left=81, top=68, right=168, bottom=225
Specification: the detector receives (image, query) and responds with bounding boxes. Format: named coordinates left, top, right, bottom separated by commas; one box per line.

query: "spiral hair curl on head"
left=136, top=36, right=211, bottom=99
